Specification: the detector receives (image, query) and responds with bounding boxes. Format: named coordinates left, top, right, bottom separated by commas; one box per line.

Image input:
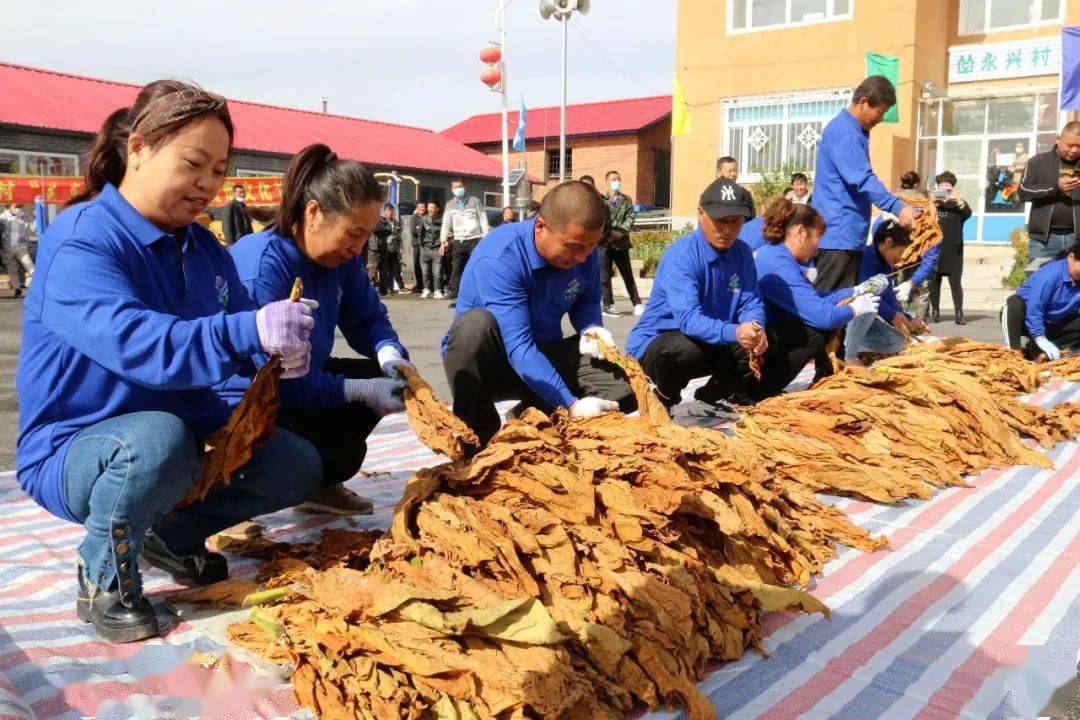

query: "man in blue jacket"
left=442, top=181, right=635, bottom=445
left=1002, top=242, right=1080, bottom=359
left=811, top=75, right=917, bottom=292
left=627, top=177, right=765, bottom=412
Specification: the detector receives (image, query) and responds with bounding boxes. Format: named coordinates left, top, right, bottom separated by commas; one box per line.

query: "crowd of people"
left=10, top=73, right=1080, bottom=646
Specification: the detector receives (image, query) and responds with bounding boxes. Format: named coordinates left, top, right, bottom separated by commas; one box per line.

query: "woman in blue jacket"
left=227, top=144, right=413, bottom=516
left=755, top=198, right=883, bottom=392
left=16, top=81, right=320, bottom=642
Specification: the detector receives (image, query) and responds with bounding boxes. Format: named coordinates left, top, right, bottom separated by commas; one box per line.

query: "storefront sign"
left=949, top=38, right=1061, bottom=84
left=0, top=175, right=284, bottom=206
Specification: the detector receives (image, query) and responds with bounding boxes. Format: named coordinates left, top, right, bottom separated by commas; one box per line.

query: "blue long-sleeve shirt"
left=1016, top=258, right=1080, bottom=338
left=626, top=229, right=764, bottom=358
left=910, top=243, right=941, bottom=286
left=223, top=227, right=406, bottom=408
left=16, top=184, right=262, bottom=522
left=445, top=218, right=602, bottom=409
left=812, top=110, right=905, bottom=251
left=858, top=244, right=906, bottom=322
left=755, top=242, right=854, bottom=330
left=739, top=217, right=767, bottom=252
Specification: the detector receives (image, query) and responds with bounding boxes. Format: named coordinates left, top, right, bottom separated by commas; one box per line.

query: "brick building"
left=442, top=95, right=673, bottom=208
left=0, top=62, right=505, bottom=218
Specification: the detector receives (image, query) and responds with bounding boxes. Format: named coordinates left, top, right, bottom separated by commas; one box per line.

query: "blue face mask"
left=610, top=180, right=621, bottom=193
left=452, top=187, right=465, bottom=199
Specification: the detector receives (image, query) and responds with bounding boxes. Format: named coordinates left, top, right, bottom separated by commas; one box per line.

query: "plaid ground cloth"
left=0, top=378, right=1077, bottom=719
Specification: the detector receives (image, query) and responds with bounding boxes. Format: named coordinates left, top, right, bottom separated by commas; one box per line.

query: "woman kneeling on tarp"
left=224, top=144, right=414, bottom=516
left=15, top=81, right=321, bottom=643
left=755, top=198, right=885, bottom=390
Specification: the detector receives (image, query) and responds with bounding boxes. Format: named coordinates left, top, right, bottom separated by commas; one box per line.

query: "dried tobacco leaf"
left=400, top=365, right=480, bottom=461
left=898, top=196, right=943, bottom=266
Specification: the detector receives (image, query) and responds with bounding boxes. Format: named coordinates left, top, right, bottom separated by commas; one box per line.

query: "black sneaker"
left=683, top=398, right=741, bottom=422
left=76, top=570, right=158, bottom=643
left=602, top=305, right=619, bottom=318
left=139, top=532, right=228, bottom=587
left=448, top=301, right=457, bottom=308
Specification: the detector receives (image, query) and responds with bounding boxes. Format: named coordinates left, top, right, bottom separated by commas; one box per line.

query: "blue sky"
left=5, top=0, right=676, bottom=130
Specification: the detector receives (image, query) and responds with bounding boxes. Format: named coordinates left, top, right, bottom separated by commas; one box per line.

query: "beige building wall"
left=673, top=0, right=1069, bottom=220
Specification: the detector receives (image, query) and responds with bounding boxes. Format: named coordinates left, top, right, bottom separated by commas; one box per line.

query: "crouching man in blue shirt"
left=15, top=82, right=321, bottom=643
left=442, top=181, right=635, bottom=445
left=1002, top=242, right=1080, bottom=359
left=626, top=178, right=767, bottom=414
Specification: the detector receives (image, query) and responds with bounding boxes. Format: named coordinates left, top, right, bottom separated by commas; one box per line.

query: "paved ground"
left=0, top=295, right=1005, bottom=472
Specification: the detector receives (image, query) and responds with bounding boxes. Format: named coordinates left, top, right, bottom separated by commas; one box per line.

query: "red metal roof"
left=441, top=94, right=671, bottom=146
left=0, top=62, right=504, bottom=179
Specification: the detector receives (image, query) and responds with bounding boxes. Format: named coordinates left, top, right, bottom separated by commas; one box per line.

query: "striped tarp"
left=0, top=382, right=1077, bottom=719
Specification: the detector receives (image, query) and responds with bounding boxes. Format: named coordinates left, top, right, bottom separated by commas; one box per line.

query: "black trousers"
left=379, top=253, right=404, bottom=294
left=929, top=272, right=964, bottom=316
left=440, top=248, right=453, bottom=291
left=600, top=240, right=641, bottom=307
left=410, top=244, right=424, bottom=293
left=1002, top=294, right=1080, bottom=358
left=276, top=358, right=382, bottom=487
left=442, top=309, right=637, bottom=444
left=638, top=330, right=756, bottom=408
left=758, top=320, right=828, bottom=396
left=449, top=237, right=480, bottom=298
left=811, top=248, right=861, bottom=378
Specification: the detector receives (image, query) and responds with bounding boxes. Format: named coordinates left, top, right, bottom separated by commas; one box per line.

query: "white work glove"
left=850, top=294, right=881, bottom=317
left=256, top=298, right=318, bottom=379
left=894, top=280, right=914, bottom=304
left=1035, top=336, right=1061, bottom=361
left=578, top=326, right=615, bottom=360
left=376, top=344, right=414, bottom=380
left=570, top=396, right=619, bottom=418
left=853, top=274, right=889, bottom=297
left=344, top=377, right=407, bottom=416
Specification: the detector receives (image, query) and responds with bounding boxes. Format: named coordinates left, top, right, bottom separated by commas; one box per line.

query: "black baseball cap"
left=699, top=177, right=754, bottom=219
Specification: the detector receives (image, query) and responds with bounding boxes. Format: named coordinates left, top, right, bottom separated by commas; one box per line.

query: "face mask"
left=610, top=180, right=621, bottom=193
left=805, top=266, right=818, bottom=284
left=452, top=187, right=465, bottom=199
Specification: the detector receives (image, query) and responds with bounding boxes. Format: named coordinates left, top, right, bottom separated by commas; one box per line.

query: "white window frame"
left=727, top=0, right=855, bottom=35
left=233, top=169, right=284, bottom=177
left=0, top=148, right=80, bottom=176
left=484, top=191, right=504, bottom=212
left=720, top=87, right=852, bottom=183
left=957, top=0, right=1065, bottom=36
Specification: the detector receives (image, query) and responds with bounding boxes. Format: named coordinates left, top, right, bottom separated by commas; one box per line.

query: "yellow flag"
left=672, top=77, right=691, bottom=137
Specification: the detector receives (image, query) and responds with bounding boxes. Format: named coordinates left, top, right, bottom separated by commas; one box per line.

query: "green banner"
left=865, top=52, right=900, bottom=124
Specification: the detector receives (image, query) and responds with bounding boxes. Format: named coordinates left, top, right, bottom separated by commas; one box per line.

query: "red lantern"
left=480, top=65, right=502, bottom=87
left=478, top=45, right=502, bottom=64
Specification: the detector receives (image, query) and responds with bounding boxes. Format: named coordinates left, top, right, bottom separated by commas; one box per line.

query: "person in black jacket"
left=927, top=171, right=973, bottom=325
left=408, top=203, right=426, bottom=294
left=221, top=184, right=253, bottom=245
left=374, top=204, right=406, bottom=295
left=1018, top=121, right=1080, bottom=266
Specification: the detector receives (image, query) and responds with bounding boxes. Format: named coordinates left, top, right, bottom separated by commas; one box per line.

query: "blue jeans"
left=62, top=411, right=321, bottom=604
left=845, top=313, right=907, bottom=362
left=1028, top=232, right=1074, bottom=265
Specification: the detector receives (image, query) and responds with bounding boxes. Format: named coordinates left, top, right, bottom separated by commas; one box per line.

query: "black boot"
left=929, top=308, right=940, bottom=324
left=954, top=310, right=966, bottom=325
left=140, top=532, right=228, bottom=587
left=76, top=570, right=158, bottom=643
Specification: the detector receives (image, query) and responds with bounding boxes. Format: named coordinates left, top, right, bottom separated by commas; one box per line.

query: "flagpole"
left=499, top=0, right=511, bottom=208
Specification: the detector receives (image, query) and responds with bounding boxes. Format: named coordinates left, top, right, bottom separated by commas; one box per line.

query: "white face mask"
left=610, top=180, right=621, bottom=193
left=805, top=266, right=818, bottom=284
left=452, top=187, right=465, bottom=199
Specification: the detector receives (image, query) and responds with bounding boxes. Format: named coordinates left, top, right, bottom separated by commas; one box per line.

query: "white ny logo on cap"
left=720, top=185, right=736, bottom=201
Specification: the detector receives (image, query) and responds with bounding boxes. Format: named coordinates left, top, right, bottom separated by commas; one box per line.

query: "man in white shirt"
left=440, top=178, right=491, bottom=306
left=0, top=204, right=35, bottom=297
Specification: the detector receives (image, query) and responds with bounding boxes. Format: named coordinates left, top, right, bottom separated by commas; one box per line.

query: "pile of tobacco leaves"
left=170, top=340, right=1079, bottom=720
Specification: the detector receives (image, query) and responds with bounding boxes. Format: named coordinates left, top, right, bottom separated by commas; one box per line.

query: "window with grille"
left=729, top=0, right=854, bottom=33
left=546, top=148, right=572, bottom=180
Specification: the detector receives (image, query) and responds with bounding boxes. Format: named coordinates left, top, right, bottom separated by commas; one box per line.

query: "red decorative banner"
left=0, top=175, right=284, bottom=207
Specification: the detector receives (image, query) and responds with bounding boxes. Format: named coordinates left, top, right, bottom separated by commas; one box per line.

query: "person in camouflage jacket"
left=601, top=170, right=643, bottom=316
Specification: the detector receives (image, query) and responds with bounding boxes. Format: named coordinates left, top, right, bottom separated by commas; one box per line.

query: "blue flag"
left=34, top=197, right=48, bottom=235
left=1063, top=27, right=1080, bottom=110
left=512, top=96, right=527, bottom=152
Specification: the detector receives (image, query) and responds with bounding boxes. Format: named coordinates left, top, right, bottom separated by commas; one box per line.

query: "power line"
left=567, top=18, right=667, bottom=96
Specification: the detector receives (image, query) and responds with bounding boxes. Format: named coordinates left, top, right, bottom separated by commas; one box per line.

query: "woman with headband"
left=15, top=80, right=321, bottom=642
left=225, top=144, right=413, bottom=516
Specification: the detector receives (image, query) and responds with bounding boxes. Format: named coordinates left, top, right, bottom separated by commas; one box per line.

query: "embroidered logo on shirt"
left=728, top=274, right=741, bottom=292
left=214, top=276, right=229, bottom=310
left=564, top=277, right=583, bottom=303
